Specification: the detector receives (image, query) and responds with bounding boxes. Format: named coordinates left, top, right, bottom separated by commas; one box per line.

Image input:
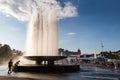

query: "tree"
left=0, top=44, right=13, bottom=62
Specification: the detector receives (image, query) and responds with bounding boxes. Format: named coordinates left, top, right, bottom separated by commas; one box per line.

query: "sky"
left=0, top=0, right=120, bottom=54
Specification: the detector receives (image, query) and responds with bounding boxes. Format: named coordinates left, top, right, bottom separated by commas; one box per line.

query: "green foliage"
left=106, top=53, right=118, bottom=59
left=100, top=50, right=120, bottom=60
left=0, top=44, right=12, bottom=62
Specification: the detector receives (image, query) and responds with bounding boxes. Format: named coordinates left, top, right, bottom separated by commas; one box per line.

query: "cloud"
left=66, top=32, right=76, bottom=36
left=6, top=14, right=10, bottom=17
left=58, top=2, right=78, bottom=19
left=0, top=0, right=78, bottom=21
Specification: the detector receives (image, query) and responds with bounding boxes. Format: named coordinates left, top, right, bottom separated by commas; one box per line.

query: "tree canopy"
left=0, top=44, right=12, bottom=64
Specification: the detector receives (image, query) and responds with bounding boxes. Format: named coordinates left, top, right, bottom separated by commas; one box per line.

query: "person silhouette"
left=14, top=60, right=20, bottom=66
left=8, top=59, right=13, bottom=74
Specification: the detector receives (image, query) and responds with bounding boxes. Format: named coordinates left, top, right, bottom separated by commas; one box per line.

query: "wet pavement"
left=0, top=65, right=120, bottom=80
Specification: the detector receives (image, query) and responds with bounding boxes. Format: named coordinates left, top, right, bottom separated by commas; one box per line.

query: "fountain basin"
left=13, top=56, right=80, bottom=73
left=24, top=56, right=67, bottom=65
left=13, top=64, right=80, bottom=73
left=24, top=56, right=67, bottom=61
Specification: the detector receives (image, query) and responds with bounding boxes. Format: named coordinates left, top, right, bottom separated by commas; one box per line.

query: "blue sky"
left=0, top=0, right=120, bottom=54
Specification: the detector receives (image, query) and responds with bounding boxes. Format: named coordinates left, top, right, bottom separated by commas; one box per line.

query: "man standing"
left=8, top=59, right=13, bottom=74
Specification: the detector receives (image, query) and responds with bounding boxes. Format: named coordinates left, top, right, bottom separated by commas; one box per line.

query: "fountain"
left=26, top=8, right=58, bottom=56
left=13, top=2, right=80, bottom=73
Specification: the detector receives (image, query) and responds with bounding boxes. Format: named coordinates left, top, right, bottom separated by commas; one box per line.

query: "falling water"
left=25, top=8, right=58, bottom=56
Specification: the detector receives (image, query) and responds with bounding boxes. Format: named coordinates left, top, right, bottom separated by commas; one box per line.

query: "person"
left=14, top=60, right=20, bottom=66
left=12, top=60, right=20, bottom=72
left=8, top=59, right=13, bottom=74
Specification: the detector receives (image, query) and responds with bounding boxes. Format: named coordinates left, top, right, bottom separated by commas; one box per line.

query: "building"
left=58, top=48, right=81, bottom=64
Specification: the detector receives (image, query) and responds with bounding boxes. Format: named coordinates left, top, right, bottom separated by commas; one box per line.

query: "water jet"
left=13, top=4, right=80, bottom=73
